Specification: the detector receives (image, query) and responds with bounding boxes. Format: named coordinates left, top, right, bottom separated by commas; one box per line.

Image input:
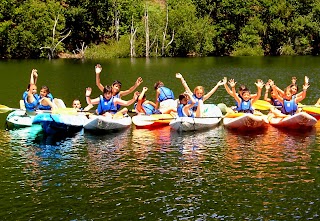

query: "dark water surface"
left=0, top=57, right=319, bottom=220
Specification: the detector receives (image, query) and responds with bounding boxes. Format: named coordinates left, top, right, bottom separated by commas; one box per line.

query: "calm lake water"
left=0, top=57, right=320, bottom=220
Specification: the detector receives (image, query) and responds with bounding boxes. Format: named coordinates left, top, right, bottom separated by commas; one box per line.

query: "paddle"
left=0, top=104, right=91, bottom=115
left=253, top=100, right=320, bottom=114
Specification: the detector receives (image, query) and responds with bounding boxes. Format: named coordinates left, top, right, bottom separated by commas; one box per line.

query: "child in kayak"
left=176, top=73, right=224, bottom=116
left=85, top=86, right=139, bottom=118
left=177, top=91, right=196, bottom=117
left=154, top=81, right=177, bottom=114
left=270, top=79, right=309, bottom=115
left=134, top=87, right=161, bottom=115
left=23, top=69, right=55, bottom=113
left=264, top=80, right=283, bottom=109
left=95, top=64, right=143, bottom=115
left=227, top=78, right=264, bottom=114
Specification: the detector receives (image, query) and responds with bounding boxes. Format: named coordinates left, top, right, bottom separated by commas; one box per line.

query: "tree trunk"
left=145, top=5, right=150, bottom=58
left=130, top=16, right=137, bottom=58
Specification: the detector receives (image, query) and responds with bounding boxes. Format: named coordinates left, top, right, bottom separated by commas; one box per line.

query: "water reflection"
left=223, top=125, right=316, bottom=180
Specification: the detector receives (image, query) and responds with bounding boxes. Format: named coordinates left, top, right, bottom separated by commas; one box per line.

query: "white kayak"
left=170, top=104, right=222, bottom=131
left=84, top=115, right=132, bottom=131
left=269, top=112, right=317, bottom=129
left=6, top=110, right=34, bottom=129
left=223, top=113, right=269, bottom=130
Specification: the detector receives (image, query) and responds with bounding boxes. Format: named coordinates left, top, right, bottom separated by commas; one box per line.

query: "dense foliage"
left=1, top=0, right=320, bottom=58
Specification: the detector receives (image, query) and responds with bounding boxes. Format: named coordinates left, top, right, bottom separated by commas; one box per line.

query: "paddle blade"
left=253, top=100, right=273, bottom=110
left=0, top=105, right=14, bottom=114
left=52, top=108, right=77, bottom=115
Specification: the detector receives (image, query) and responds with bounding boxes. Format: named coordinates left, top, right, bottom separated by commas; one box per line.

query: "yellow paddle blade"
left=0, top=104, right=16, bottom=113
left=302, top=106, right=320, bottom=115
left=252, top=100, right=273, bottom=110
left=52, top=108, right=78, bottom=115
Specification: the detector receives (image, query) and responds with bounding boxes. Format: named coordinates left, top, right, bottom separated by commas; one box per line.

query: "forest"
left=1, top=0, right=320, bottom=59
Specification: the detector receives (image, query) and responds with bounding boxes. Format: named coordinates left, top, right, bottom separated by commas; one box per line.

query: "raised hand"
left=175, top=73, right=183, bottom=79
left=86, top=87, right=92, bottom=97
left=133, top=91, right=139, bottom=100
left=292, top=76, right=297, bottom=84
left=255, top=79, right=264, bottom=89
left=228, top=79, right=236, bottom=88
left=265, top=82, right=270, bottom=90
left=95, top=64, right=102, bottom=74
left=135, top=77, right=143, bottom=86
left=142, top=87, right=148, bottom=92
left=222, top=77, right=227, bottom=85
left=304, top=76, right=309, bottom=85
left=216, top=79, right=225, bottom=86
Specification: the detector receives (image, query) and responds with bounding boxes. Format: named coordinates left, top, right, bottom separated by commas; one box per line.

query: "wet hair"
left=41, top=85, right=50, bottom=94
left=179, top=94, right=186, bottom=101
left=112, top=80, right=122, bottom=87
left=238, top=84, right=247, bottom=93
left=194, top=86, right=204, bottom=95
left=103, top=85, right=113, bottom=94
left=289, top=83, right=298, bottom=93
left=154, top=81, right=164, bottom=90
left=241, top=88, right=250, bottom=96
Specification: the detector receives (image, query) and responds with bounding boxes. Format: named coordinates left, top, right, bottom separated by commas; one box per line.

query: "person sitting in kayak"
left=154, top=80, right=177, bottom=114
left=270, top=79, right=309, bottom=115
left=23, top=69, right=55, bottom=113
left=264, top=80, right=283, bottom=109
left=85, top=86, right=139, bottom=118
left=177, top=91, right=196, bottom=117
left=95, top=64, right=143, bottom=115
left=227, top=78, right=264, bottom=114
left=37, top=85, right=54, bottom=110
left=272, top=76, right=308, bottom=99
left=134, top=87, right=161, bottom=115
left=223, top=77, right=258, bottom=111
left=176, top=73, right=224, bottom=116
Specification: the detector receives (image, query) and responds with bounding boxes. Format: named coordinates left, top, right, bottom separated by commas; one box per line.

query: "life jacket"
left=23, top=91, right=39, bottom=111
left=190, top=94, right=203, bottom=111
left=113, top=93, right=121, bottom=110
left=282, top=98, right=297, bottom=115
left=38, top=93, right=54, bottom=110
left=236, top=98, right=254, bottom=114
left=97, top=95, right=117, bottom=115
left=270, top=97, right=283, bottom=109
left=177, top=104, right=194, bottom=117
left=158, top=87, right=174, bottom=102
left=134, top=102, right=161, bottom=115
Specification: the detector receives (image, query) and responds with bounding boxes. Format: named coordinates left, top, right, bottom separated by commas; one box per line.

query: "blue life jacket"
left=189, top=94, right=203, bottom=111
left=134, top=102, right=161, bottom=115
left=158, top=87, right=174, bottom=102
left=38, top=94, right=54, bottom=110
left=113, top=93, right=121, bottom=110
left=236, top=99, right=253, bottom=114
left=270, top=97, right=283, bottom=109
left=177, top=104, right=194, bottom=117
left=23, top=91, right=39, bottom=111
left=282, top=98, right=298, bottom=115
left=97, top=95, right=117, bottom=115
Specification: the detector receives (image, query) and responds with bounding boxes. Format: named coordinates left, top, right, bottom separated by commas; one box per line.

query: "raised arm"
left=183, top=91, right=196, bottom=112
left=175, top=73, right=192, bottom=94
left=295, top=78, right=309, bottom=103
left=252, top=79, right=264, bottom=104
left=119, top=77, right=143, bottom=97
left=271, top=83, right=284, bottom=104
left=136, top=87, right=148, bottom=113
left=264, top=81, right=271, bottom=103
left=203, top=79, right=224, bottom=101
left=95, top=64, right=104, bottom=92
left=223, top=77, right=234, bottom=96
left=228, top=79, right=240, bottom=104
left=85, top=87, right=100, bottom=105
left=115, top=91, right=139, bottom=106
left=30, top=69, right=38, bottom=85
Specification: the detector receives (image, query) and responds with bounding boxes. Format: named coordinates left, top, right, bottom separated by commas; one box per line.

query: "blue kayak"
left=33, top=113, right=88, bottom=135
